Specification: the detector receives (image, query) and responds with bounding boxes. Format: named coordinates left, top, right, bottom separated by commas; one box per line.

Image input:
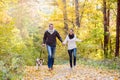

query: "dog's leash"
left=39, top=46, right=44, bottom=59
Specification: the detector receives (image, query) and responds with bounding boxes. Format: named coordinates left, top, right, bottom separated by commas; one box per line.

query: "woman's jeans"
left=68, top=48, right=77, bottom=68
left=46, top=45, right=56, bottom=68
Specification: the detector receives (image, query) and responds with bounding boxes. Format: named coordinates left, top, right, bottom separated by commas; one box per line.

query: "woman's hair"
left=68, top=29, right=74, bottom=39
left=70, top=29, right=74, bottom=32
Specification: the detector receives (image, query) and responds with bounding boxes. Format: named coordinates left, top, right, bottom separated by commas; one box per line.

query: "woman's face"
left=69, top=30, right=74, bottom=35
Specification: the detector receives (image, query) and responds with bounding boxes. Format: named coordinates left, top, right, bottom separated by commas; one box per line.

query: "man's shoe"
left=48, top=68, right=52, bottom=71
left=51, top=67, right=53, bottom=70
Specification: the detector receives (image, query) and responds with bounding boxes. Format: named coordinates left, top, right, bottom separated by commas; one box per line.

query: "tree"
left=62, top=0, right=68, bottom=34
left=103, top=0, right=109, bottom=58
left=75, top=0, right=80, bottom=27
left=115, top=0, right=120, bottom=57
left=79, top=0, right=87, bottom=28
left=14, top=0, right=29, bottom=38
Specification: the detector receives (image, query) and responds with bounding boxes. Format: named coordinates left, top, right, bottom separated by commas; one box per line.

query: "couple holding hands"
left=42, top=23, right=82, bottom=71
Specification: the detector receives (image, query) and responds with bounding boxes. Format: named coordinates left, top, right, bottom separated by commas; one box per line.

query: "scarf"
left=68, top=34, right=74, bottom=39
left=48, top=29, right=55, bottom=34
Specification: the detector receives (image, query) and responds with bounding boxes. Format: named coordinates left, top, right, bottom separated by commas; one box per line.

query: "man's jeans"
left=46, top=45, right=56, bottom=68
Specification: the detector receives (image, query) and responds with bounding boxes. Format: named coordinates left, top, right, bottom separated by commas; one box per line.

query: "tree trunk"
left=75, top=0, right=80, bottom=27
left=107, top=7, right=110, bottom=57
left=80, top=0, right=87, bottom=28
left=103, top=0, right=109, bottom=58
left=62, top=0, right=68, bottom=34
left=107, top=9, right=110, bottom=27
left=115, top=0, right=120, bottom=57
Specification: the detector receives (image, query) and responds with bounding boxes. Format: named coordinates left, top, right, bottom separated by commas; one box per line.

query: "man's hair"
left=49, top=23, right=53, bottom=27
left=70, top=28, right=74, bottom=32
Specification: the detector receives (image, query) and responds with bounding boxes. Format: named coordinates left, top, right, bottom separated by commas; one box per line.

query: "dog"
left=36, top=58, right=44, bottom=70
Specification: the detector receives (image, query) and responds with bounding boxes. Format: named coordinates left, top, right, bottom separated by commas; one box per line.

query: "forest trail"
left=23, top=64, right=120, bottom=80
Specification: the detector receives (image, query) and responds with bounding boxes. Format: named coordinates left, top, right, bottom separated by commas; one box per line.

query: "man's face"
left=49, top=24, right=54, bottom=30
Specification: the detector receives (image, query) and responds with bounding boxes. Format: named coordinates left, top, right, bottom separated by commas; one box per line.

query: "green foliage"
left=0, top=0, right=119, bottom=79
left=0, top=54, right=25, bottom=80
left=0, top=21, right=16, bottom=54
left=78, top=57, right=120, bottom=70
left=77, top=26, right=104, bottom=60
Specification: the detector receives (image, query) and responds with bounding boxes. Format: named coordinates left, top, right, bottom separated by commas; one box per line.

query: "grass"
left=78, top=57, right=120, bottom=70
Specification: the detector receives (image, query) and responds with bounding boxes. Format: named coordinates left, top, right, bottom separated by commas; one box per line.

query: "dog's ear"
left=40, top=59, right=43, bottom=60
left=40, top=59, right=44, bottom=62
left=42, top=59, right=44, bottom=62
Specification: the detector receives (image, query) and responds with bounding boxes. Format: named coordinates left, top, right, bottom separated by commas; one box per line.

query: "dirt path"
left=24, top=64, right=120, bottom=80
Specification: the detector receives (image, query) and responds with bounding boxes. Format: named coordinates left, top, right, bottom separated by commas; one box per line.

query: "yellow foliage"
left=0, top=0, right=18, bottom=24
left=23, top=65, right=120, bottom=80
left=56, top=0, right=64, bottom=10
left=0, top=11, right=12, bottom=23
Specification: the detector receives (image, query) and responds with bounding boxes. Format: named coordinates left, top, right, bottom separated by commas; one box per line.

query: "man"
left=43, top=23, right=63, bottom=71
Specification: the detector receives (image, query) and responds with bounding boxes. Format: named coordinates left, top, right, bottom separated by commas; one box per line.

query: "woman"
left=63, top=29, right=81, bottom=69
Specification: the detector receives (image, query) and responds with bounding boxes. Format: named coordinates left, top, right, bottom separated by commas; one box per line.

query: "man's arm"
left=56, top=31, right=63, bottom=42
left=63, top=35, right=68, bottom=44
left=43, top=31, right=47, bottom=45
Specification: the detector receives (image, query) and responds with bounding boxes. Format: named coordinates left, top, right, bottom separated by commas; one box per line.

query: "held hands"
left=42, top=43, right=66, bottom=46
left=62, top=42, right=65, bottom=46
left=42, top=44, right=45, bottom=47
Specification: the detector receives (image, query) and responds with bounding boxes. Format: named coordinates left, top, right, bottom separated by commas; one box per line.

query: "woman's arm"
left=75, top=35, right=82, bottom=42
left=76, top=38, right=82, bottom=42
